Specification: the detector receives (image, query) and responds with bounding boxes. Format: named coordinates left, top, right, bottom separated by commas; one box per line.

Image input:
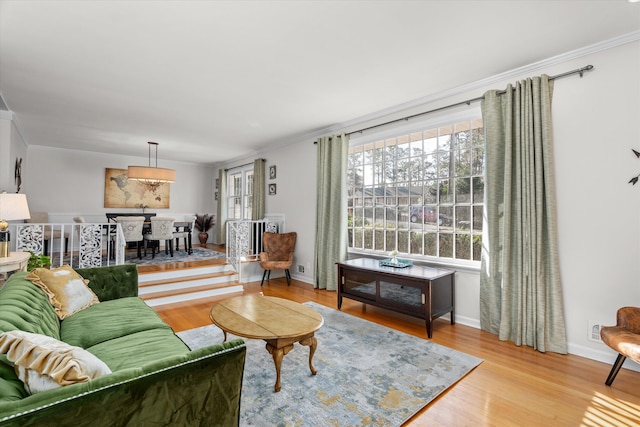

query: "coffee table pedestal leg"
left=299, top=336, right=318, bottom=375
left=266, top=342, right=293, bottom=392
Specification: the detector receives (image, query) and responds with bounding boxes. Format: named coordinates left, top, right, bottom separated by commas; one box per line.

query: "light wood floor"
left=152, top=263, right=640, bottom=426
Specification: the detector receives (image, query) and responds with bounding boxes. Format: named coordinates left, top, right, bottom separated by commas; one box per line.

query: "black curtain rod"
left=224, top=158, right=265, bottom=172
left=315, top=64, right=593, bottom=141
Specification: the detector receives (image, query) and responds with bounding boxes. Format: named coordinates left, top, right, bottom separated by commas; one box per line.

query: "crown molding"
left=325, top=30, right=640, bottom=136
left=0, top=110, right=29, bottom=149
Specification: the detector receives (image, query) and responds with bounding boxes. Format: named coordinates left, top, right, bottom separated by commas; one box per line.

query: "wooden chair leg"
left=605, top=354, right=627, bottom=386
left=285, top=269, right=291, bottom=286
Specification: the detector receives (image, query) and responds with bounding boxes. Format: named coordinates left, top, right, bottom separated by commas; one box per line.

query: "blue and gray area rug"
left=52, top=247, right=226, bottom=267
left=123, top=246, right=225, bottom=266
left=178, top=302, right=482, bottom=427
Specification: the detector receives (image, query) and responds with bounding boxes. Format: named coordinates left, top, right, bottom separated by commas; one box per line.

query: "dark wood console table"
left=337, top=258, right=455, bottom=338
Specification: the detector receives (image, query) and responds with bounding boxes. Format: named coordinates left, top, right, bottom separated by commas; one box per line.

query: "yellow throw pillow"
left=0, top=330, right=111, bottom=394
left=26, top=265, right=99, bottom=320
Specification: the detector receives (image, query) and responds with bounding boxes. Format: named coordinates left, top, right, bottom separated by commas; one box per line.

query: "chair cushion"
left=600, top=326, right=640, bottom=362
left=0, top=331, right=111, bottom=394
left=25, top=266, right=99, bottom=320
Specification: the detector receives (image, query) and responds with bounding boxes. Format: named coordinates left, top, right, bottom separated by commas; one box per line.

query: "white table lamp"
left=0, top=193, right=31, bottom=257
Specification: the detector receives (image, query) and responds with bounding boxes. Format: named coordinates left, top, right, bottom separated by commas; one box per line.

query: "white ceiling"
left=1, top=1, right=639, bottom=165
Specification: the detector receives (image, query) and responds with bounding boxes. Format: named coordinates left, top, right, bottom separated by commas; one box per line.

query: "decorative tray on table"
left=379, top=258, right=413, bottom=268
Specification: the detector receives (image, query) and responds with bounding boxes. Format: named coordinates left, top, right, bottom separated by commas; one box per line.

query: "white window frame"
left=226, top=164, right=254, bottom=220
left=347, top=108, right=484, bottom=270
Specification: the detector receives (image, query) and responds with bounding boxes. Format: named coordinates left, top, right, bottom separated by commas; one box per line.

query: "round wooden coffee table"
left=209, top=295, right=324, bottom=392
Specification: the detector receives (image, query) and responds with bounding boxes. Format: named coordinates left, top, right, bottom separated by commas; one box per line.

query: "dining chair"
left=174, top=217, right=195, bottom=254
left=144, top=217, right=175, bottom=258
left=114, top=216, right=145, bottom=259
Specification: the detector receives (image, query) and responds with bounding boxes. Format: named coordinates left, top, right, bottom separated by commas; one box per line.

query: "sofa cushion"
left=60, top=297, right=173, bottom=349
left=26, top=266, right=99, bottom=320
left=86, top=328, right=189, bottom=371
left=0, top=273, right=61, bottom=340
left=0, top=331, right=111, bottom=395
left=0, top=356, right=27, bottom=402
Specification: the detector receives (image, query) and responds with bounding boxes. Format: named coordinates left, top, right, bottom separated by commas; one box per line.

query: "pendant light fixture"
left=128, top=142, right=176, bottom=184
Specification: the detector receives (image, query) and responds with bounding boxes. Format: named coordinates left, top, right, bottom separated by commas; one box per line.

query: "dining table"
left=107, top=215, right=194, bottom=255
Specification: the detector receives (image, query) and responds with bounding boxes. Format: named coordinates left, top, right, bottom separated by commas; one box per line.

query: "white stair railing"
left=14, top=223, right=125, bottom=268
left=225, top=218, right=285, bottom=281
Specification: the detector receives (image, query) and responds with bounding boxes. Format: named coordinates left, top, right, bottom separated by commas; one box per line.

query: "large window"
left=226, top=165, right=254, bottom=220
left=347, top=113, right=484, bottom=265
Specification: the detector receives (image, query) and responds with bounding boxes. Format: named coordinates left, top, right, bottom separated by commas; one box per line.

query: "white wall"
left=22, top=146, right=216, bottom=231
left=216, top=39, right=640, bottom=368
left=0, top=112, right=27, bottom=193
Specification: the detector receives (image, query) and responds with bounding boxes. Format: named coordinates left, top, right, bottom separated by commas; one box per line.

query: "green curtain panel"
left=215, top=168, right=227, bottom=245
left=252, top=158, right=265, bottom=220
left=314, top=134, right=348, bottom=290
left=480, top=75, right=567, bottom=354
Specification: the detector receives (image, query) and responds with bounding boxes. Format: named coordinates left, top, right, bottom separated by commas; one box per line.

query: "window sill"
left=347, top=249, right=481, bottom=274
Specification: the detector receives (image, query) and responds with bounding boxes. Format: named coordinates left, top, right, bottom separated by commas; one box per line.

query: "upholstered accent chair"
left=26, top=212, right=69, bottom=255
left=259, top=232, right=296, bottom=286
left=144, top=217, right=175, bottom=258
left=600, top=306, right=640, bottom=386
left=114, top=216, right=145, bottom=259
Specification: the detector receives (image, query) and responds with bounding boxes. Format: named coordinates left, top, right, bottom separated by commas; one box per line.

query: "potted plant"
left=194, top=214, right=214, bottom=246
left=27, top=252, right=51, bottom=271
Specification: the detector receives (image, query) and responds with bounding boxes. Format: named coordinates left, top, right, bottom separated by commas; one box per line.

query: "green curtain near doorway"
left=480, top=75, right=567, bottom=354
left=252, top=158, right=265, bottom=220
left=314, top=134, right=348, bottom=290
left=215, top=168, right=227, bottom=245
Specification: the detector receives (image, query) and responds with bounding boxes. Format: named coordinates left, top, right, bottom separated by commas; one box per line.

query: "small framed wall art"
left=269, top=183, right=277, bottom=195
left=269, top=165, right=277, bottom=180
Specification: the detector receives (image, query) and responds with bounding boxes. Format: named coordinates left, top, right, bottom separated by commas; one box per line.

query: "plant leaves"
left=633, top=149, right=640, bottom=158
left=630, top=176, right=639, bottom=185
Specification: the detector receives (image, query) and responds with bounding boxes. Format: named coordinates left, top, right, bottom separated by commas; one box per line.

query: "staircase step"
left=139, top=271, right=238, bottom=296
left=138, top=264, right=232, bottom=284
left=143, top=284, right=244, bottom=307
left=137, top=261, right=242, bottom=307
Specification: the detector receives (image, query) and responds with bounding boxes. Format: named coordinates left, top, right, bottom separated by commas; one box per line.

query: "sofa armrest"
left=0, top=339, right=246, bottom=426
left=75, top=264, right=138, bottom=301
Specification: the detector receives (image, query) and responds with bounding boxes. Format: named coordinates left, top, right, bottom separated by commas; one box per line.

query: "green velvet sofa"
left=0, top=264, right=246, bottom=427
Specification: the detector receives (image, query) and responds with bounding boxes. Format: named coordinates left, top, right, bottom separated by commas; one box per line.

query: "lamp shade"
left=127, top=166, right=176, bottom=183
left=0, top=193, right=31, bottom=231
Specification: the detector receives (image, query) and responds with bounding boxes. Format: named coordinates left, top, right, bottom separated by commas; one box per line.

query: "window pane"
left=473, top=205, right=484, bottom=231
left=410, top=231, right=423, bottom=254
left=439, top=179, right=453, bottom=204
left=385, top=230, right=396, bottom=252
left=347, top=113, right=483, bottom=263
left=472, top=177, right=484, bottom=203
left=455, top=177, right=471, bottom=203
left=363, top=229, right=373, bottom=249
left=473, top=235, right=482, bottom=261
left=456, top=206, right=471, bottom=230
left=424, top=233, right=437, bottom=256
left=439, top=233, right=453, bottom=258
left=439, top=126, right=452, bottom=151
left=374, top=230, right=384, bottom=251
left=455, top=234, right=471, bottom=259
